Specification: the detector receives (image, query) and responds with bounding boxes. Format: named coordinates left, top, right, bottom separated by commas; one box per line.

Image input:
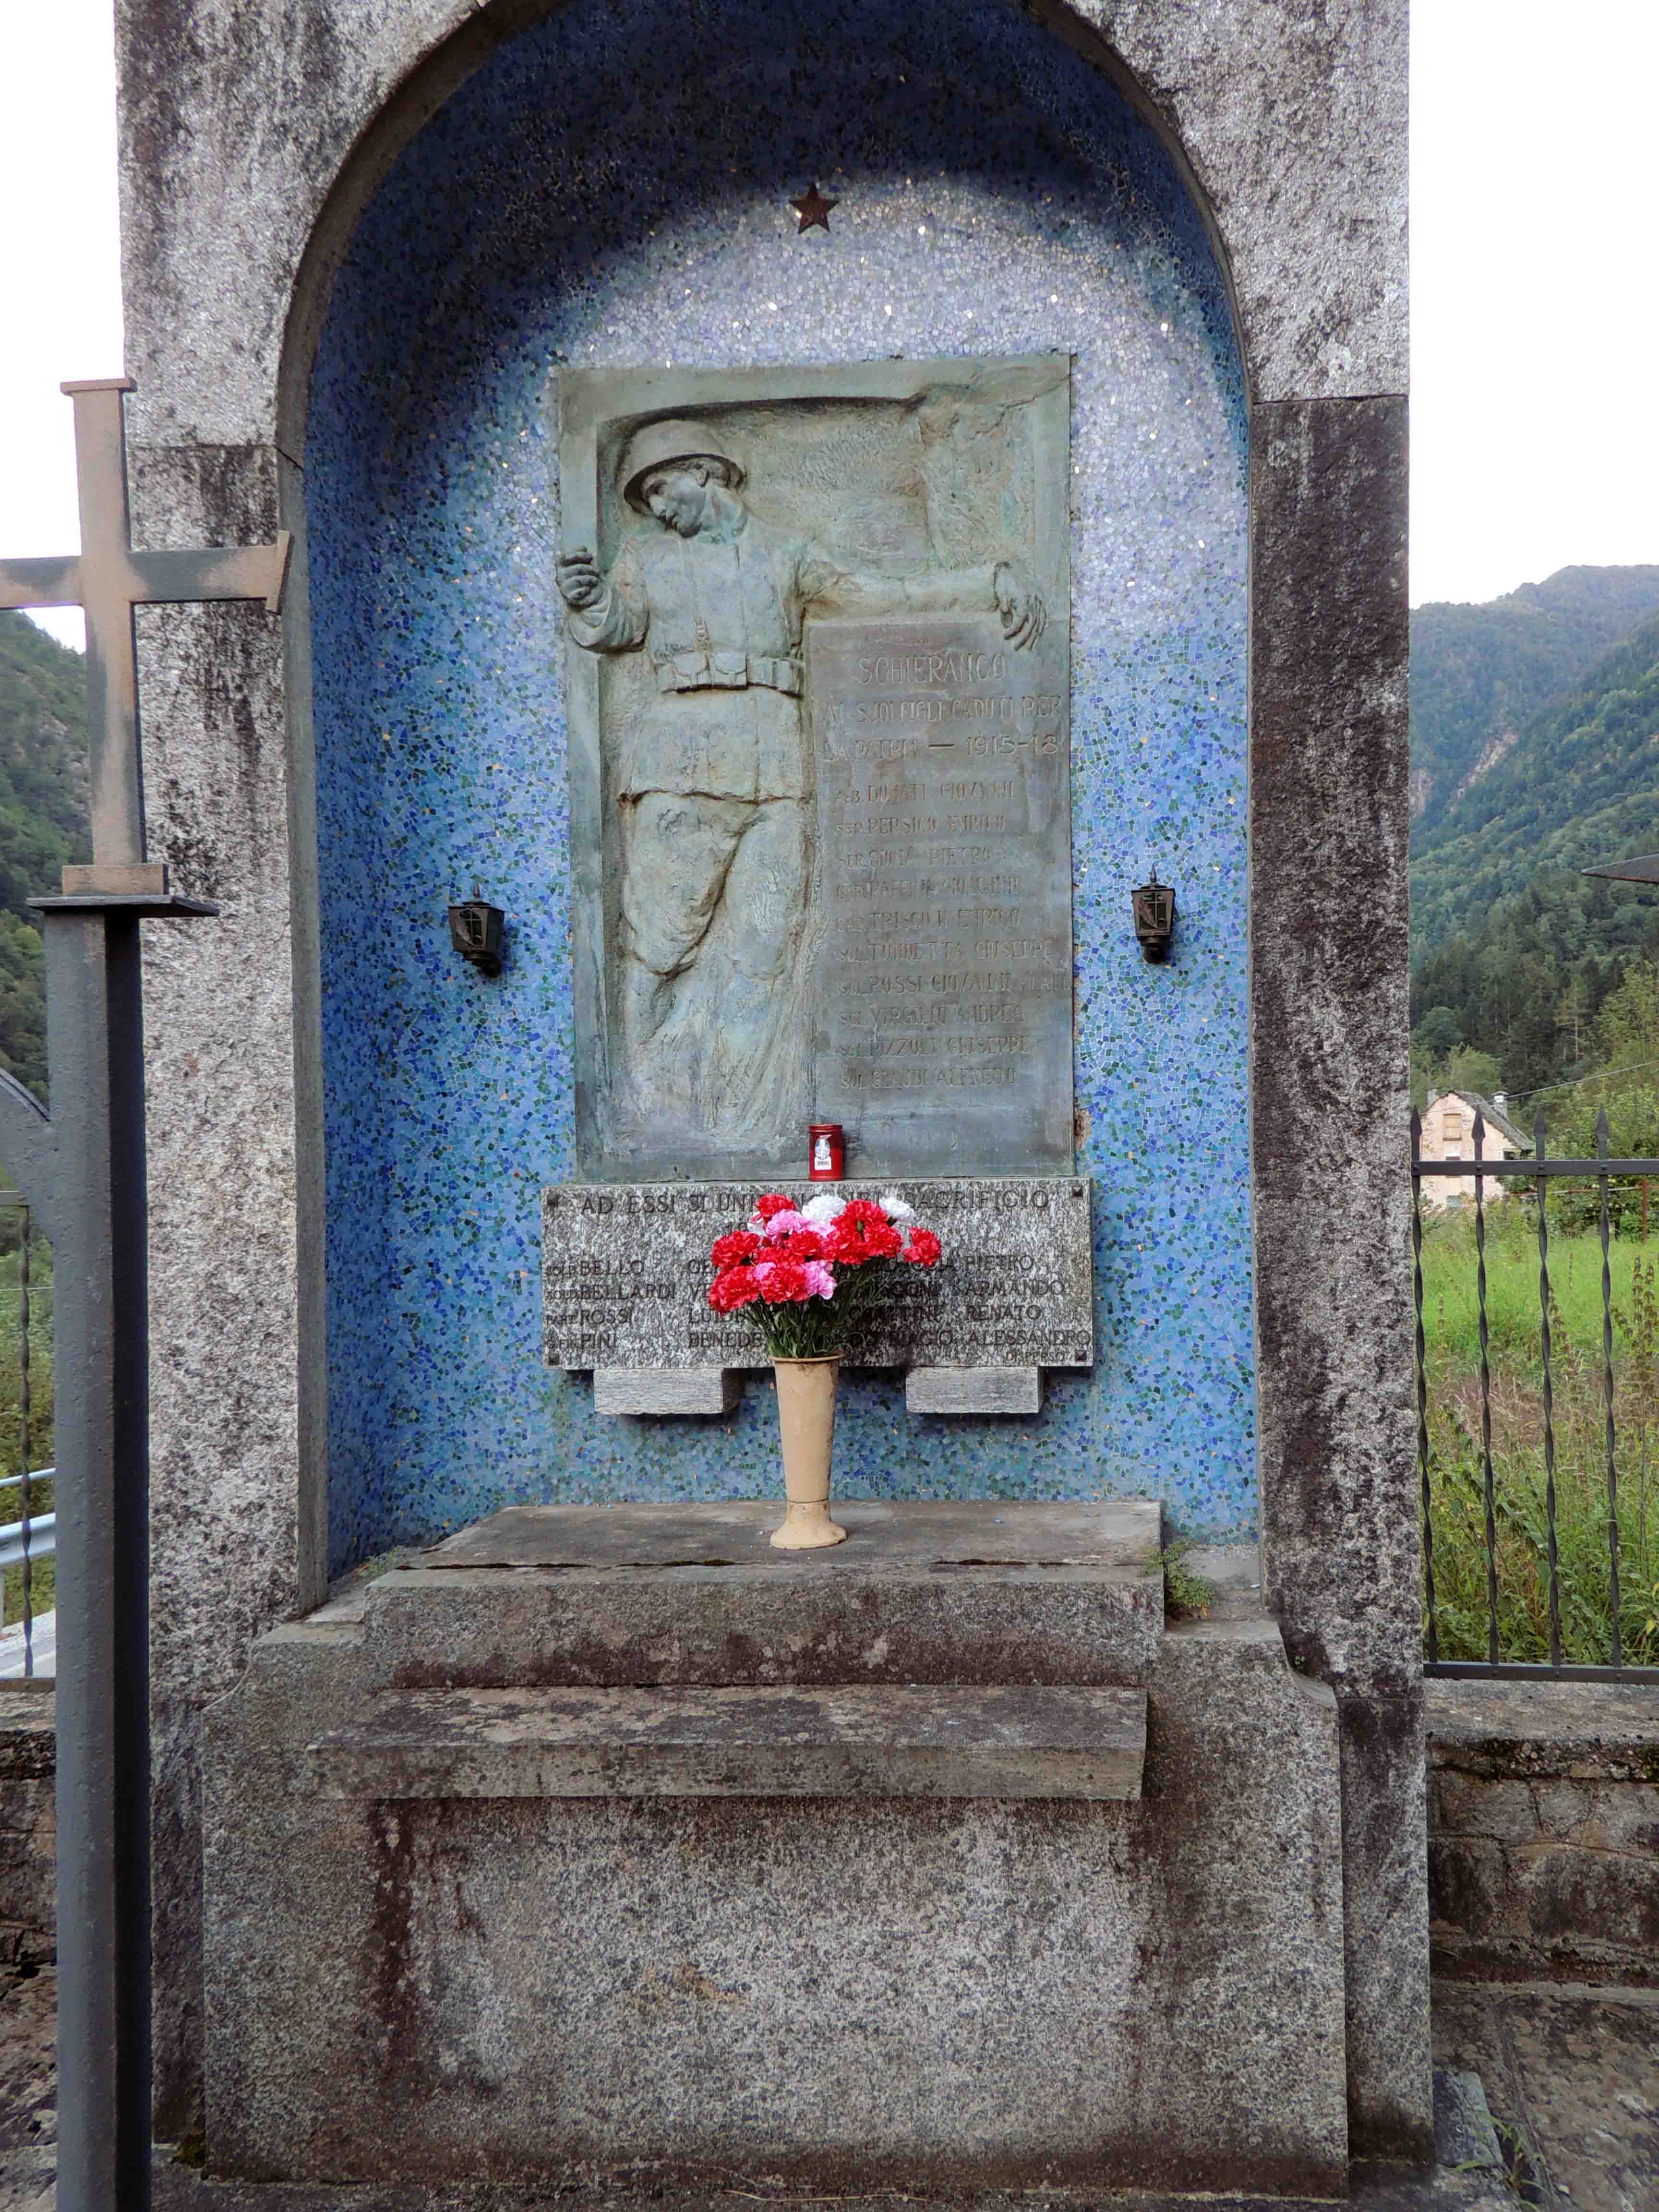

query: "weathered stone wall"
left=0, top=1692, right=55, bottom=1974
left=1428, top=1680, right=1659, bottom=1986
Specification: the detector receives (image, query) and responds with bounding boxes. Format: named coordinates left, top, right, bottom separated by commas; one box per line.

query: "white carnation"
left=802, top=1191, right=846, bottom=1226
left=878, top=1190, right=916, bottom=1223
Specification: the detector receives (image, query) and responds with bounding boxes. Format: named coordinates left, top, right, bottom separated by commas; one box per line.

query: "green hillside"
left=1410, top=565, right=1659, bottom=839
left=1410, top=604, right=1659, bottom=1101
left=1413, top=609, right=1659, bottom=949
left=0, top=614, right=91, bottom=1099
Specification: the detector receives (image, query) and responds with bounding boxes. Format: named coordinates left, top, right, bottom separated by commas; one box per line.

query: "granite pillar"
left=128, top=441, right=315, bottom=2129
left=1250, top=392, right=1431, bottom=2159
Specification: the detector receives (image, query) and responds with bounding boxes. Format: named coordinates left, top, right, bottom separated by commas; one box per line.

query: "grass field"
left=1417, top=1197, right=1659, bottom=1667
left=0, top=1243, right=55, bottom=1631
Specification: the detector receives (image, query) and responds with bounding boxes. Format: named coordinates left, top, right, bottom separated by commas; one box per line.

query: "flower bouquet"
left=708, top=1190, right=941, bottom=1548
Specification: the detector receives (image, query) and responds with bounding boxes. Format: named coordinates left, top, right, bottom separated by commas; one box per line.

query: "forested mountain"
left=1410, top=585, right=1659, bottom=1104
left=0, top=615, right=91, bottom=1098
left=1413, top=610, right=1659, bottom=950
left=1410, top=565, right=1659, bottom=839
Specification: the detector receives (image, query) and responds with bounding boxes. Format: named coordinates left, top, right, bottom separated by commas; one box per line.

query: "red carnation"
left=755, top=1257, right=812, bottom=1305
left=901, top=1227, right=941, bottom=1266
left=838, top=1198, right=890, bottom=1230
left=709, top=1266, right=761, bottom=1312
left=780, top=1227, right=824, bottom=1261
left=826, top=1209, right=901, bottom=1264
left=754, top=1193, right=795, bottom=1223
left=822, top=1217, right=868, bottom=1266
left=711, top=1230, right=761, bottom=1268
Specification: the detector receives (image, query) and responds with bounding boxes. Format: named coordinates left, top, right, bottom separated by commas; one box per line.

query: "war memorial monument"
left=107, top=0, right=1418, bottom=2191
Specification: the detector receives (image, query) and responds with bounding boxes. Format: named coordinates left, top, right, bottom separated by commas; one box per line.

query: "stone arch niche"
left=290, top=0, right=1255, bottom=1574
left=126, top=0, right=1420, bottom=2160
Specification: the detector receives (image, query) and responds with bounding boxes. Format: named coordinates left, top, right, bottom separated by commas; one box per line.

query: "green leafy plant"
left=1162, top=1539, right=1214, bottom=1622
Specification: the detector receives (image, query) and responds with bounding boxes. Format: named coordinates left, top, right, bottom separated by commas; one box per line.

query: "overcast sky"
left=3, top=0, right=1657, bottom=648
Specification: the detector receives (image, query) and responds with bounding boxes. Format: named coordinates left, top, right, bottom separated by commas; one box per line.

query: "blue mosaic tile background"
left=306, top=0, right=1254, bottom=1571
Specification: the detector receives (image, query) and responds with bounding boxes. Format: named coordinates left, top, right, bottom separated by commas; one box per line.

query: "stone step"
left=307, top=1682, right=1147, bottom=1802
left=361, top=1499, right=1165, bottom=1690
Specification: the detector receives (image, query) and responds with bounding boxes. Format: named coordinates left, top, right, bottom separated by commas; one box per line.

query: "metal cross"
left=0, top=379, right=290, bottom=894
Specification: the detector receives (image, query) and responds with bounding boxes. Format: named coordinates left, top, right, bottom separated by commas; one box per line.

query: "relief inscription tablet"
left=811, top=614, right=1072, bottom=1172
left=555, top=355, right=1072, bottom=1181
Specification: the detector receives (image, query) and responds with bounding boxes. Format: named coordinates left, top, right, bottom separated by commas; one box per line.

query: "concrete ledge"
left=365, top=1501, right=1166, bottom=1689
left=906, top=1366, right=1041, bottom=1414
left=594, top=1369, right=741, bottom=1416
left=307, top=1683, right=1146, bottom=1801
left=1428, top=1679, right=1659, bottom=1985
left=1427, top=1678, right=1659, bottom=1778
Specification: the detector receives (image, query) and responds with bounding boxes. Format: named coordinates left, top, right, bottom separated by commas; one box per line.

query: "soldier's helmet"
left=620, top=419, right=746, bottom=513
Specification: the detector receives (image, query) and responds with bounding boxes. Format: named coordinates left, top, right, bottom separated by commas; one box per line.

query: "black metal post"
left=1535, top=1108, right=1564, bottom=1669
left=18, top=1202, right=32, bottom=1676
left=52, top=906, right=148, bottom=2209
left=1598, top=1110, right=1623, bottom=1667
left=1473, top=1112, right=1499, bottom=1668
left=1410, top=1110, right=1437, bottom=1664
left=0, top=892, right=214, bottom=2212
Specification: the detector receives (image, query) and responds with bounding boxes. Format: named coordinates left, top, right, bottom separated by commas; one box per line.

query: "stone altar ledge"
left=362, top=1500, right=1165, bottom=1689
left=307, top=1682, right=1146, bottom=1801
left=421, top=1496, right=1157, bottom=1571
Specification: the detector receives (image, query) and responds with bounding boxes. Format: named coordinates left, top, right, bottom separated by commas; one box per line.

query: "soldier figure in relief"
left=557, top=416, right=1046, bottom=1145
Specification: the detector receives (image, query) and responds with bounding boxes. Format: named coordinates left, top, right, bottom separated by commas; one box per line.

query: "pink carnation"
left=761, top=1208, right=809, bottom=1241
left=801, top=1260, right=837, bottom=1300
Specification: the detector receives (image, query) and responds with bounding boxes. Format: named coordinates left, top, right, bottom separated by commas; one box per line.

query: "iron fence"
left=0, top=1199, right=51, bottom=1679
left=1413, top=1104, right=1659, bottom=1683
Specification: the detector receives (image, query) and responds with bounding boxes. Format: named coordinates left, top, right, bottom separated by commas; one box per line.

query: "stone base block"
left=203, top=1506, right=1348, bottom=2196
left=906, top=1364, right=1042, bottom=1414
left=593, top=1368, right=741, bottom=1416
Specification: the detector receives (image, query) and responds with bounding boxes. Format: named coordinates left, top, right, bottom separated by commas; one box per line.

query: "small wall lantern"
left=447, top=884, right=505, bottom=977
left=1131, top=869, right=1176, bottom=962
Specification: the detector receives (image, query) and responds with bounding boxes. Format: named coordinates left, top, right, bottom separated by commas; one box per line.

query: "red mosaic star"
left=790, top=183, right=838, bottom=234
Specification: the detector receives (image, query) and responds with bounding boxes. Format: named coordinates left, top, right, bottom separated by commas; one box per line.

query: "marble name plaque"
left=811, top=613, right=1073, bottom=1172
left=542, top=1179, right=1094, bottom=1372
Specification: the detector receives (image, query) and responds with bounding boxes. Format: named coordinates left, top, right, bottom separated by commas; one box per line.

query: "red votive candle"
left=808, top=1124, right=845, bottom=1180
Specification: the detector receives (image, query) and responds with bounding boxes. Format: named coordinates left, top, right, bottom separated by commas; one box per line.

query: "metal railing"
left=0, top=1199, right=49, bottom=1678
left=1413, top=1104, right=1659, bottom=1682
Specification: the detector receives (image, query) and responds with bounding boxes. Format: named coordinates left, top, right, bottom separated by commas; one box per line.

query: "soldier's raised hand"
left=557, top=547, right=606, bottom=611
left=994, top=561, right=1047, bottom=650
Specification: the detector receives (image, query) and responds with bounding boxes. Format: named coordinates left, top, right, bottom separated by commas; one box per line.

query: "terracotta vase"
left=769, top=1356, right=847, bottom=1549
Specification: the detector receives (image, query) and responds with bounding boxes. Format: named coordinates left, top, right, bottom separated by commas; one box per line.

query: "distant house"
left=1419, top=1089, right=1532, bottom=1210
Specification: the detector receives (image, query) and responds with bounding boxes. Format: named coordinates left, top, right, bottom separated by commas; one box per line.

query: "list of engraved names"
left=542, top=1180, right=1094, bottom=1372
left=810, top=615, right=1073, bottom=1172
